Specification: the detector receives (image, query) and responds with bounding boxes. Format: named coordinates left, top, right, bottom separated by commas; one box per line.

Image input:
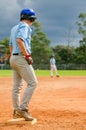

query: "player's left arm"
left=9, top=45, right=13, bottom=55
left=9, top=36, right=13, bottom=55
left=9, top=34, right=13, bottom=55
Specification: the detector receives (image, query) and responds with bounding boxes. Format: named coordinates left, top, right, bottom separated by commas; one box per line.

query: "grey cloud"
left=0, top=0, right=86, bottom=46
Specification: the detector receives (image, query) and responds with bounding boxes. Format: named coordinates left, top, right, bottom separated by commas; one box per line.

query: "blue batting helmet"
left=20, top=8, right=36, bottom=21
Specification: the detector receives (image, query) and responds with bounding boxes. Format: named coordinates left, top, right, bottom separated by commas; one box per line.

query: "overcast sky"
left=0, top=0, right=86, bottom=46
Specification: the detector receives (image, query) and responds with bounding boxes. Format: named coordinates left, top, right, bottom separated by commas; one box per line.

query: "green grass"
left=0, top=70, right=86, bottom=77
left=35, top=70, right=86, bottom=76
left=59, top=70, right=86, bottom=76
left=0, top=70, right=13, bottom=76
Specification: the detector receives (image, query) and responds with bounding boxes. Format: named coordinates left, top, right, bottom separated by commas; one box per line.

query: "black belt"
left=13, top=53, right=19, bottom=55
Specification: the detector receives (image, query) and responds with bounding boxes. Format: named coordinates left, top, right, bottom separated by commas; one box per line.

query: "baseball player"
left=9, top=8, right=38, bottom=121
left=50, top=55, right=60, bottom=77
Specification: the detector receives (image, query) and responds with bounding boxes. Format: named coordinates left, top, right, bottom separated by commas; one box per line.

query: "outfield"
left=0, top=69, right=86, bottom=76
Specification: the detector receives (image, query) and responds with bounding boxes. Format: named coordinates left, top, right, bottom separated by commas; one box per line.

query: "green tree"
left=31, top=21, right=53, bottom=69
left=52, top=45, right=75, bottom=64
left=0, top=37, right=10, bottom=66
left=75, top=44, right=86, bottom=64
left=76, top=13, right=86, bottom=63
left=0, top=37, right=10, bottom=54
left=76, top=13, right=86, bottom=45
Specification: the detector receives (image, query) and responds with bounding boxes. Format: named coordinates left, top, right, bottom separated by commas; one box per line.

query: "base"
left=7, top=118, right=37, bottom=125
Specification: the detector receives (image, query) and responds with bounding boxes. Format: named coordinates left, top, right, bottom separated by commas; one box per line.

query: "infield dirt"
left=0, top=76, right=86, bottom=130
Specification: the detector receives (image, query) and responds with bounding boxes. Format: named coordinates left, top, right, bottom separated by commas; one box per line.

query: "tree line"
left=0, top=13, right=86, bottom=69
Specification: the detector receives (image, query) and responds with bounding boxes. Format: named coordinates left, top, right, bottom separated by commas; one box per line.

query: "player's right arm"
left=16, top=24, right=33, bottom=64
left=16, top=38, right=29, bottom=56
left=16, top=23, right=30, bottom=56
left=16, top=38, right=33, bottom=64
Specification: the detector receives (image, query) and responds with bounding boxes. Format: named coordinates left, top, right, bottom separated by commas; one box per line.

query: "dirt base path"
left=0, top=76, right=86, bottom=130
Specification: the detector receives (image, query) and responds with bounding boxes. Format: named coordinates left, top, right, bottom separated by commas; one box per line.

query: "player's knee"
left=33, top=79, right=38, bottom=88
left=28, top=79, right=38, bottom=88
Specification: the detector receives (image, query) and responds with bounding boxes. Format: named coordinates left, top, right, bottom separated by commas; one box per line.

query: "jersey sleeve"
left=16, top=23, right=28, bottom=41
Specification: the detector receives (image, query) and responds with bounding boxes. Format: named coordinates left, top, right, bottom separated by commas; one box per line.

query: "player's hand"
left=28, top=57, right=33, bottom=64
left=25, top=55, right=33, bottom=64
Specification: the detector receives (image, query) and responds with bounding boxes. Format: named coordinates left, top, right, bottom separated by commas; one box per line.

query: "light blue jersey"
left=50, top=58, right=56, bottom=65
left=9, top=22, right=32, bottom=54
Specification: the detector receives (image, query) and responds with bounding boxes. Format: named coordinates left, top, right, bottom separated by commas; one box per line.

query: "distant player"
left=50, top=55, right=60, bottom=77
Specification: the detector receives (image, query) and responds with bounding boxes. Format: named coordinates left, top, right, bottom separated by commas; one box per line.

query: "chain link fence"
left=0, top=63, right=86, bottom=70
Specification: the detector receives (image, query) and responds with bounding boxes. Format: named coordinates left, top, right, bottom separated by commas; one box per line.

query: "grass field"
left=0, top=70, right=86, bottom=76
